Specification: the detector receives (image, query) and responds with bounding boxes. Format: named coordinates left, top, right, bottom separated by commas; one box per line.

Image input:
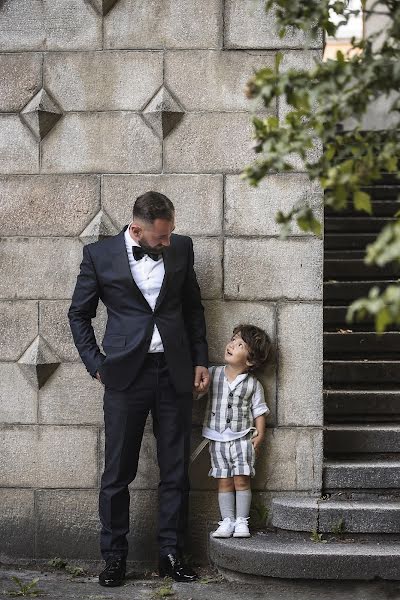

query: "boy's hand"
left=252, top=431, right=264, bottom=453
left=193, top=366, right=210, bottom=394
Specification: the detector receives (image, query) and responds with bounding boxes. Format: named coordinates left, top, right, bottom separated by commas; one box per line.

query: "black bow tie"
left=132, top=246, right=162, bottom=262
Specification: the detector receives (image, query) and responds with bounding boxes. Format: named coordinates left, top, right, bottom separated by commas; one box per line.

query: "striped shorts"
left=208, top=432, right=255, bottom=478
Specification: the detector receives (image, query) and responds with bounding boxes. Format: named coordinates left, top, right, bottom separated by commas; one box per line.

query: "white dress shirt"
left=124, top=224, right=164, bottom=353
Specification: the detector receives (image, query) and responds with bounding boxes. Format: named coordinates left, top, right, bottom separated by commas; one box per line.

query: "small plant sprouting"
left=332, top=517, right=346, bottom=535
left=47, top=557, right=67, bottom=570
left=6, top=576, right=44, bottom=597
left=310, top=530, right=327, bottom=544
left=65, top=565, right=86, bottom=577
left=152, top=583, right=175, bottom=598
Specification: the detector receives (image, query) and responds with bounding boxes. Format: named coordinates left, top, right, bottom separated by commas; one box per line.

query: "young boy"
left=201, top=324, right=271, bottom=538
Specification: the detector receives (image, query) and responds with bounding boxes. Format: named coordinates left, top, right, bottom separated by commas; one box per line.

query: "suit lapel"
left=155, top=242, right=176, bottom=311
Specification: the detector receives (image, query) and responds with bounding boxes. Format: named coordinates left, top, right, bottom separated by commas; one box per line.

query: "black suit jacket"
left=68, top=226, right=208, bottom=393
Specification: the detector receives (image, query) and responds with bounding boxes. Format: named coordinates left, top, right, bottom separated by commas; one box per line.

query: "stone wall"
left=0, top=0, right=323, bottom=566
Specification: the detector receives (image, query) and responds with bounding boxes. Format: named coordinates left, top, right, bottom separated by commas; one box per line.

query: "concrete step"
left=323, top=459, right=400, bottom=489
left=324, top=280, right=397, bottom=303
left=271, top=496, right=400, bottom=533
left=324, top=360, right=400, bottom=384
left=325, top=233, right=377, bottom=251
left=210, top=530, right=400, bottom=580
left=324, top=259, right=399, bottom=280
left=325, top=425, right=400, bottom=454
left=325, top=216, right=395, bottom=234
left=324, top=332, right=400, bottom=359
left=324, top=389, right=400, bottom=422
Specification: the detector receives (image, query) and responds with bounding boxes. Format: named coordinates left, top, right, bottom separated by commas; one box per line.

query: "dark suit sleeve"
left=67, top=244, right=105, bottom=378
left=182, top=237, right=209, bottom=368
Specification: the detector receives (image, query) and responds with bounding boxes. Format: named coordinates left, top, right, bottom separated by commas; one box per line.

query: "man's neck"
left=224, top=364, right=248, bottom=383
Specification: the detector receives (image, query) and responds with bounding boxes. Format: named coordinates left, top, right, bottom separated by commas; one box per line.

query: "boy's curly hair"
left=232, top=324, right=271, bottom=371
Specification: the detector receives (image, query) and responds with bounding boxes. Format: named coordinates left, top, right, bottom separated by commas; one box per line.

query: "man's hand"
left=193, top=366, right=209, bottom=394
left=95, top=371, right=103, bottom=385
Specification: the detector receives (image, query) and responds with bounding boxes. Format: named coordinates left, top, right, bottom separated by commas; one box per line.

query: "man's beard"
left=139, top=240, right=164, bottom=255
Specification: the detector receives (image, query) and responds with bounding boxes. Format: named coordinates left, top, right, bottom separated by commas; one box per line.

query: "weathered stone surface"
left=0, top=489, right=35, bottom=558
left=104, top=0, right=221, bottom=49
left=142, top=85, right=184, bottom=139
left=79, top=210, right=118, bottom=245
left=99, top=424, right=159, bottom=490
left=18, top=335, right=61, bottom=390
left=277, top=302, right=323, bottom=426
left=41, top=113, right=161, bottom=173
left=225, top=174, right=322, bottom=236
left=44, top=51, right=163, bottom=111
left=0, top=364, right=37, bottom=424
left=224, top=0, right=323, bottom=49
left=0, top=238, right=83, bottom=299
left=102, top=174, right=223, bottom=236
left=165, top=50, right=275, bottom=112
left=0, top=0, right=102, bottom=51
left=127, top=490, right=158, bottom=564
left=36, top=489, right=99, bottom=558
left=192, top=237, right=223, bottom=299
left=203, top=300, right=276, bottom=423
left=0, top=175, right=100, bottom=236
left=253, top=427, right=323, bottom=491
left=89, top=0, right=120, bottom=16
left=0, top=425, right=98, bottom=488
left=164, top=113, right=254, bottom=173
left=0, top=116, right=38, bottom=174
left=39, top=300, right=107, bottom=362
left=20, top=88, right=63, bottom=141
left=224, top=238, right=323, bottom=300
left=0, top=300, right=38, bottom=361
left=0, top=53, right=42, bottom=112
left=39, top=364, right=104, bottom=425
left=187, top=491, right=220, bottom=563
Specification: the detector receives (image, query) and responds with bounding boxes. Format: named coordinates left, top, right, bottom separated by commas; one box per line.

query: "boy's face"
left=224, top=332, right=253, bottom=371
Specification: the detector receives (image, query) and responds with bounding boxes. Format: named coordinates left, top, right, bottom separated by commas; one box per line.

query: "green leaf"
left=353, top=190, right=372, bottom=215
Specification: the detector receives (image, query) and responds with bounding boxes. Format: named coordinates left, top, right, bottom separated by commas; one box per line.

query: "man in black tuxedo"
left=68, top=191, right=209, bottom=586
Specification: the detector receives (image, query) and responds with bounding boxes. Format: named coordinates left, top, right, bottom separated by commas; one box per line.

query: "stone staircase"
left=210, top=175, right=400, bottom=580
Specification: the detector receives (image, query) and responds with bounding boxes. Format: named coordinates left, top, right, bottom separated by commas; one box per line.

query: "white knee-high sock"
left=236, top=489, right=252, bottom=519
left=218, top=492, right=235, bottom=521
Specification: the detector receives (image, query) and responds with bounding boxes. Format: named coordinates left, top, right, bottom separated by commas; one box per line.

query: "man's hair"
left=133, top=191, right=175, bottom=223
left=232, top=324, right=271, bottom=371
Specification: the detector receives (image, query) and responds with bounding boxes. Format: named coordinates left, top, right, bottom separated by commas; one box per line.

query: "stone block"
left=99, top=422, right=159, bottom=490
left=0, top=0, right=102, bottom=51
left=39, top=300, right=107, bottom=362
left=0, top=175, right=100, bottom=236
left=44, top=51, right=163, bottom=111
left=192, top=237, right=223, bottom=299
left=164, top=113, right=255, bottom=173
left=203, top=300, right=276, bottom=423
left=188, top=491, right=220, bottom=563
left=225, top=174, right=323, bottom=236
left=127, top=490, right=159, bottom=565
left=104, top=0, right=221, bottom=49
left=0, top=300, right=38, bottom=361
left=253, top=427, right=323, bottom=491
left=277, top=302, right=323, bottom=426
left=102, top=174, right=223, bottom=236
left=0, top=53, right=42, bottom=112
left=39, top=363, right=104, bottom=425
left=41, top=113, right=161, bottom=174
left=36, top=489, right=99, bottom=558
left=0, top=364, right=37, bottom=424
left=224, top=238, right=323, bottom=301
left=0, top=425, right=98, bottom=488
left=0, top=489, right=35, bottom=558
left=0, top=238, right=83, bottom=299
left=165, top=50, right=275, bottom=112
left=0, top=116, right=39, bottom=174
left=279, top=51, right=323, bottom=122
left=224, top=0, right=323, bottom=49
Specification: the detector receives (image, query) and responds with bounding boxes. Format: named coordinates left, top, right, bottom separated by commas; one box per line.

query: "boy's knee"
left=233, top=475, right=251, bottom=490
left=217, top=477, right=235, bottom=492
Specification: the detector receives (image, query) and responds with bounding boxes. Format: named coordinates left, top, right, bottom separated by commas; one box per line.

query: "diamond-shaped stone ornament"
left=20, top=88, right=63, bottom=141
left=89, top=0, right=120, bottom=15
left=142, top=86, right=184, bottom=139
left=18, top=335, right=61, bottom=390
left=79, top=210, right=118, bottom=245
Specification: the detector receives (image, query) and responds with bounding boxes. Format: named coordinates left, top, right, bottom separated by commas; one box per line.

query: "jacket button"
left=226, top=418, right=231, bottom=423
left=229, top=392, right=233, bottom=397
left=228, top=404, right=232, bottom=408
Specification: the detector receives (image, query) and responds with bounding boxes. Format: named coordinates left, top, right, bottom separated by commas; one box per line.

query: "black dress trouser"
left=99, top=352, right=192, bottom=560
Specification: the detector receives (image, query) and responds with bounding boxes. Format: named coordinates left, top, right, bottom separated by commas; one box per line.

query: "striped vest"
left=203, top=366, right=258, bottom=433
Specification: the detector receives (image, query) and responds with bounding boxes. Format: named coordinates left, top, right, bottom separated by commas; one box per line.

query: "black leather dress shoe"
left=98, top=557, right=126, bottom=587
left=158, top=553, right=198, bottom=582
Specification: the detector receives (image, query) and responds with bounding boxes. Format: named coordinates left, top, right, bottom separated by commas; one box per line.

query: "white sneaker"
left=233, top=517, right=250, bottom=537
left=211, top=517, right=235, bottom=538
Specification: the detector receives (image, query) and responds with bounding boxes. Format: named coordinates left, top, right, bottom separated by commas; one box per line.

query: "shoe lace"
left=217, top=517, right=234, bottom=526
left=235, top=517, right=250, bottom=524
left=105, top=558, right=124, bottom=573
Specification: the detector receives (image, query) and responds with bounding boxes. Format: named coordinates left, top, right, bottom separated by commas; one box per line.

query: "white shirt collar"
left=223, top=365, right=249, bottom=390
